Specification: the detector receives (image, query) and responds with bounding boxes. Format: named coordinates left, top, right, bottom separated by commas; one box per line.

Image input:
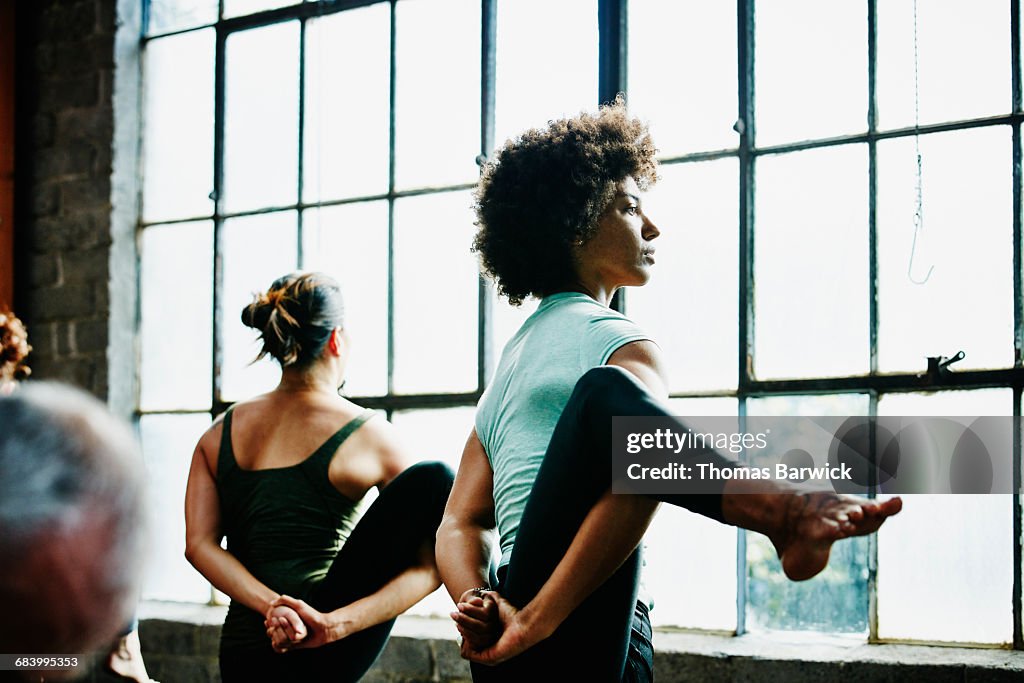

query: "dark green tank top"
left=216, top=406, right=373, bottom=652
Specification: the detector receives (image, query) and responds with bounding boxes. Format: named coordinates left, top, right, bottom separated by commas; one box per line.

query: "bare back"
left=198, top=390, right=408, bottom=501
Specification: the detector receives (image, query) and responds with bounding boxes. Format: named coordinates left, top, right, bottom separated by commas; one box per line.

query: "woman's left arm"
left=267, top=420, right=442, bottom=651
left=460, top=340, right=666, bottom=664
left=268, top=543, right=439, bottom=649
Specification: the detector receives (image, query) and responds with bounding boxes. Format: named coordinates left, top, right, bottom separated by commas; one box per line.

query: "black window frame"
left=137, top=0, right=1024, bottom=647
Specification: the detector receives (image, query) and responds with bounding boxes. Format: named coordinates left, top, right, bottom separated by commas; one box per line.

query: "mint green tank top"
left=216, top=406, right=373, bottom=652
left=475, top=292, right=650, bottom=569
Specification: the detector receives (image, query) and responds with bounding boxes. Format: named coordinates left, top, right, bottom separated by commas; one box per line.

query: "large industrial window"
left=137, top=0, right=1024, bottom=647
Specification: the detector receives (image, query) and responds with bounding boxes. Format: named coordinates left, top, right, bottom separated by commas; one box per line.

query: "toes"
left=882, top=497, right=903, bottom=514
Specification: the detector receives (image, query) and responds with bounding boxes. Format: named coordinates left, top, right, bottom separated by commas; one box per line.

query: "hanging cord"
left=907, top=0, right=934, bottom=284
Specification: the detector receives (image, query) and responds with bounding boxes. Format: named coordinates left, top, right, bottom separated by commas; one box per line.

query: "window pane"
left=645, top=397, right=738, bottom=631
left=141, top=413, right=212, bottom=603
left=629, top=159, right=738, bottom=393
left=755, top=0, right=867, bottom=146
left=393, top=191, right=478, bottom=394
left=395, top=0, right=480, bottom=189
left=143, top=30, right=214, bottom=223
left=877, top=0, right=1010, bottom=130
left=746, top=394, right=871, bottom=633
left=628, top=0, right=737, bottom=155
left=391, top=407, right=477, bottom=618
left=221, top=212, right=299, bottom=402
left=645, top=506, right=739, bottom=631
left=877, top=127, right=1013, bottom=373
left=304, top=6, right=391, bottom=202
left=755, top=145, right=869, bottom=379
left=303, top=202, right=389, bottom=397
left=224, top=22, right=300, bottom=212
left=495, top=0, right=598, bottom=148
left=147, top=0, right=217, bottom=35
left=140, top=222, right=213, bottom=411
left=391, top=407, right=476, bottom=475
left=877, top=389, right=1013, bottom=644
left=224, top=0, right=297, bottom=18
left=490, top=288, right=539, bottom=368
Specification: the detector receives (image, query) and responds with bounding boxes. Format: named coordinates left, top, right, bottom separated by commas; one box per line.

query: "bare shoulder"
left=196, top=411, right=226, bottom=467
left=351, top=412, right=412, bottom=477
left=329, top=409, right=412, bottom=493
left=355, top=412, right=406, bottom=457
left=194, top=395, right=263, bottom=472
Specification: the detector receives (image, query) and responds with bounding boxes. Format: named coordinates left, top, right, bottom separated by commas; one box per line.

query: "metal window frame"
left=141, top=0, right=492, bottom=423
left=609, top=0, right=1024, bottom=645
left=137, top=0, right=1023, bottom=645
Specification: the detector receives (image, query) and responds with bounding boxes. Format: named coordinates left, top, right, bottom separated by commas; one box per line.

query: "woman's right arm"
left=183, top=426, right=283, bottom=619
left=436, top=429, right=497, bottom=603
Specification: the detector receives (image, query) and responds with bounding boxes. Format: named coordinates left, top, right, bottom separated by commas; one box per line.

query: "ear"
left=327, top=327, right=343, bottom=356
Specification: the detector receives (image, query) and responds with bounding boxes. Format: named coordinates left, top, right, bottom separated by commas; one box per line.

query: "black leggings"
left=219, top=461, right=455, bottom=683
left=472, top=366, right=737, bottom=683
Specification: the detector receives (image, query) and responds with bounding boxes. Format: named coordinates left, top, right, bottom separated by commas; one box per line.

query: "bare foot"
left=771, top=493, right=903, bottom=581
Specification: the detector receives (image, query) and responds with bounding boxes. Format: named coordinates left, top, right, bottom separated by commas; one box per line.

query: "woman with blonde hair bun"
left=185, top=271, right=454, bottom=682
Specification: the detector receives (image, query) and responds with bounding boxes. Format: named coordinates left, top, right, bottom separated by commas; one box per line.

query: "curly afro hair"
left=472, top=98, right=658, bottom=306
left=0, top=310, right=31, bottom=383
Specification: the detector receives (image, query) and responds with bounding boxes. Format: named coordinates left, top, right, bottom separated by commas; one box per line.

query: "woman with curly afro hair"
left=436, top=100, right=903, bottom=682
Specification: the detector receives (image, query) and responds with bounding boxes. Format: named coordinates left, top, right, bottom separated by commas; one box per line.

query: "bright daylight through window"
left=138, top=0, right=1022, bottom=647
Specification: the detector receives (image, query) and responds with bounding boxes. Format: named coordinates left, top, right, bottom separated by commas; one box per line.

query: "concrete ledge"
left=134, top=603, right=471, bottom=683
left=129, top=602, right=1024, bottom=683
left=652, top=630, right=1024, bottom=682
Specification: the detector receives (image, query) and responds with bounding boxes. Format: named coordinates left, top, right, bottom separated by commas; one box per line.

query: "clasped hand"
left=263, top=596, right=328, bottom=653
left=450, top=589, right=543, bottom=666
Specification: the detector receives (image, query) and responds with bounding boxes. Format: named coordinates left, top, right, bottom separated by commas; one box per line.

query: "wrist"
left=260, top=594, right=281, bottom=617
left=326, top=608, right=355, bottom=643
left=516, top=602, right=558, bottom=642
left=459, top=585, right=492, bottom=602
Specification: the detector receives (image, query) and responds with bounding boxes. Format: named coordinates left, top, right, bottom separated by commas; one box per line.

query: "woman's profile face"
left=575, top=176, right=661, bottom=290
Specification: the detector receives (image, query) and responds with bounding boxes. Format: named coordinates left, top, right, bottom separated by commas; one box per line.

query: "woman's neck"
left=275, top=366, right=339, bottom=396
left=561, top=281, right=616, bottom=308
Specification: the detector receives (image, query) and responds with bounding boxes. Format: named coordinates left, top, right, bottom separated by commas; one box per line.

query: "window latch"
left=926, top=350, right=965, bottom=379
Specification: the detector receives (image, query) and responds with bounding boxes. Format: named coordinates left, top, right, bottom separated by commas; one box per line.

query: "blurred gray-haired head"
left=0, top=382, right=147, bottom=657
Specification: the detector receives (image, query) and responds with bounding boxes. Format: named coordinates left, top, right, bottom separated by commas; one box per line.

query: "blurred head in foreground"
left=0, top=382, right=145, bottom=661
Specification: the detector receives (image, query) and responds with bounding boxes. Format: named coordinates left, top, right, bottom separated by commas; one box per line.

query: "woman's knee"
left=570, top=366, right=656, bottom=419
left=575, top=365, right=645, bottom=400
left=400, top=460, right=455, bottom=488
left=388, top=461, right=455, bottom=507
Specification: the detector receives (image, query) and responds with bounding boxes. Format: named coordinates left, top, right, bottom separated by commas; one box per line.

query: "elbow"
left=183, top=538, right=202, bottom=567
left=437, top=512, right=492, bottom=544
left=435, top=514, right=464, bottom=553
left=433, top=532, right=449, bottom=570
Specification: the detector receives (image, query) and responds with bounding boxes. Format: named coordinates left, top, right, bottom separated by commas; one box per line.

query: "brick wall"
left=14, top=0, right=139, bottom=416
